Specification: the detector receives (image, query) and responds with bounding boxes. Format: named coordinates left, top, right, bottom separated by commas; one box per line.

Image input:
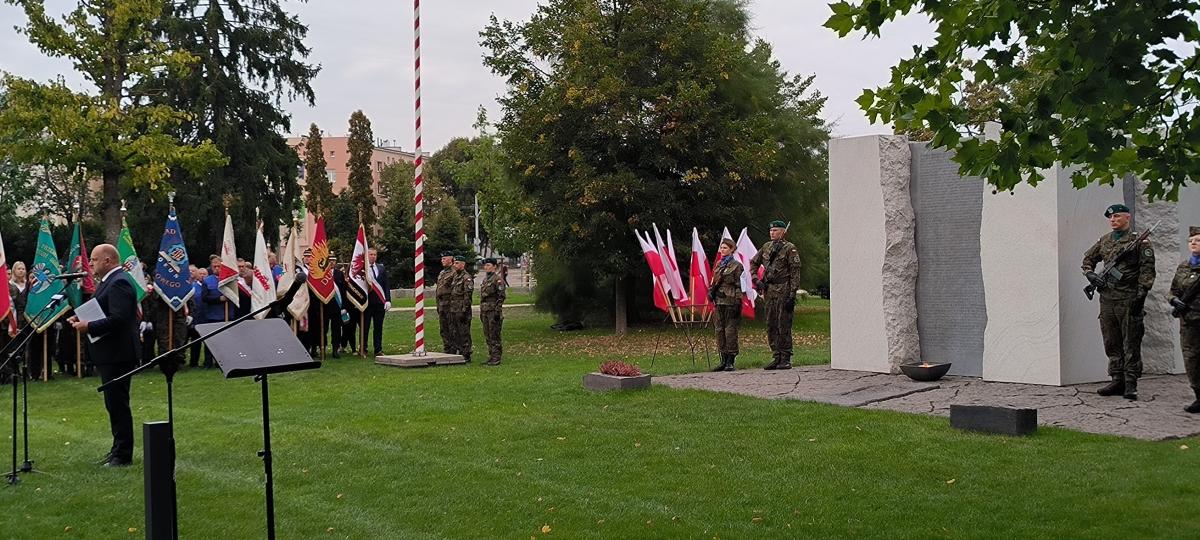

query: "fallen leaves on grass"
left=946, top=479, right=956, bottom=485
left=541, top=524, right=552, bottom=534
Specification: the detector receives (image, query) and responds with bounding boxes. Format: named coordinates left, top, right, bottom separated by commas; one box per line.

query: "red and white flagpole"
left=411, top=0, right=427, bottom=355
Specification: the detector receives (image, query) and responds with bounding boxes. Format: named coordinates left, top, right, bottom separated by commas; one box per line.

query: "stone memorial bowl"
left=899, top=362, right=952, bottom=382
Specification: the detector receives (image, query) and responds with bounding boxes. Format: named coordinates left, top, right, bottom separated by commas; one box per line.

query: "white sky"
left=0, top=1, right=935, bottom=149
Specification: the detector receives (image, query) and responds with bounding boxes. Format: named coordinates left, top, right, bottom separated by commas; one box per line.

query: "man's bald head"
left=90, top=243, right=120, bottom=277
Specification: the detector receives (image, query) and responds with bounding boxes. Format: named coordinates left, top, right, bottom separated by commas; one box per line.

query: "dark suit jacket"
left=368, top=263, right=390, bottom=309
left=85, top=268, right=139, bottom=366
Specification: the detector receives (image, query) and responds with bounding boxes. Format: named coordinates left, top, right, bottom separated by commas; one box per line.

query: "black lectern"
left=197, top=318, right=319, bottom=540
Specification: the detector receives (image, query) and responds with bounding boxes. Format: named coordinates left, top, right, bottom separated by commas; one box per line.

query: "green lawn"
left=2, top=300, right=1198, bottom=539
left=390, top=291, right=536, bottom=309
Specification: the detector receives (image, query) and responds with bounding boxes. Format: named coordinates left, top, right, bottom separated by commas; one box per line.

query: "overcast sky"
left=0, top=1, right=934, bottom=150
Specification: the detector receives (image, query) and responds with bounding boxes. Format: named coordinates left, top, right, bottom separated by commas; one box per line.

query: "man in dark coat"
left=69, top=244, right=138, bottom=467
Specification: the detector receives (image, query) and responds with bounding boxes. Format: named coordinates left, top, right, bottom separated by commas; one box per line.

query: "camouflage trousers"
left=455, top=309, right=473, bottom=358
left=1099, top=295, right=1145, bottom=378
left=1182, top=319, right=1200, bottom=390
left=714, top=304, right=741, bottom=355
left=480, top=307, right=503, bottom=362
left=437, top=301, right=454, bottom=353
left=764, top=294, right=795, bottom=357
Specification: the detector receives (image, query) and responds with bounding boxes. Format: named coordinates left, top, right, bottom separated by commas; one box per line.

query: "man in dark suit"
left=365, top=248, right=391, bottom=356
left=69, top=244, right=138, bottom=467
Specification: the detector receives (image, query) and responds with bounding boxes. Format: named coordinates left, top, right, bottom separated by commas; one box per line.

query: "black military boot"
left=764, top=354, right=782, bottom=370
left=776, top=355, right=793, bottom=370
left=723, top=354, right=736, bottom=372
left=711, top=354, right=729, bottom=372
left=1122, top=375, right=1138, bottom=401
left=1185, top=388, right=1200, bottom=414
left=1096, top=376, right=1124, bottom=396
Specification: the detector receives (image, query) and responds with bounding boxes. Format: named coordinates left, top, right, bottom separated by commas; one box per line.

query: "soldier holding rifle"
left=1081, top=204, right=1157, bottom=400
left=1169, top=226, right=1200, bottom=413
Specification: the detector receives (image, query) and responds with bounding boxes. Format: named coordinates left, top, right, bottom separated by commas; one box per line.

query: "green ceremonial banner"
left=25, top=219, right=71, bottom=332
left=118, top=217, right=148, bottom=302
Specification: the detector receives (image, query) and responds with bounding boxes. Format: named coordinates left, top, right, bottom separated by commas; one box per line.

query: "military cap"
left=482, top=258, right=497, bottom=265
left=1104, top=203, right=1131, bottom=217
left=769, top=220, right=787, bottom=229
left=1189, top=226, right=1200, bottom=237
left=441, top=252, right=455, bottom=258
left=453, top=254, right=467, bottom=263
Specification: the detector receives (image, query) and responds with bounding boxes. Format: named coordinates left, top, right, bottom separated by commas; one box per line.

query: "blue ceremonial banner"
left=154, top=208, right=194, bottom=311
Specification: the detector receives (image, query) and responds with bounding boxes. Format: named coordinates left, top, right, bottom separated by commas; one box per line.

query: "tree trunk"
left=103, top=169, right=121, bottom=241
left=614, top=275, right=627, bottom=335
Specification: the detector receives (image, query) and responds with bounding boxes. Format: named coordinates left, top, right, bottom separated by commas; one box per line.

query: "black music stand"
left=196, top=318, right=319, bottom=540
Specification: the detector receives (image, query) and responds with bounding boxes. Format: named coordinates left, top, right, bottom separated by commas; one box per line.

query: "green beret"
left=1190, top=226, right=1200, bottom=237
left=453, top=255, right=466, bottom=263
left=441, top=252, right=455, bottom=258
left=482, top=258, right=497, bottom=265
left=1104, top=203, right=1131, bottom=217
left=769, top=220, right=787, bottom=229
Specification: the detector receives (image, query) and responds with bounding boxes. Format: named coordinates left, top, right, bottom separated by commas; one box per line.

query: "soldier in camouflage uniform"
left=1081, top=203, right=1156, bottom=400
left=435, top=253, right=457, bottom=354
left=750, top=220, right=803, bottom=370
left=479, top=258, right=506, bottom=366
left=1170, top=226, right=1200, bottom=413
left=450, top=255, right=474, bottom=362
left=708, top=238, right=744, bottom=372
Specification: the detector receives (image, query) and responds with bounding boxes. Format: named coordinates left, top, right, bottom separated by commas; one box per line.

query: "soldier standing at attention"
left=451, top=255, right=474, bottom=362
left=708, top=238, right=744, bottom=372
left=1081, top=203, right=1156, bottom=400
left=479, top=258, right=506, bottom=366
left=1169, top=226, right=1200, bottom=413
left=750, top=220, right=803, bottom=370
left=435, top=253, right=457, bottom=355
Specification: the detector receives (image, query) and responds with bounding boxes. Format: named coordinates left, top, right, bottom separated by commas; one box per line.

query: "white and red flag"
left=218, top=213, right=241, bottom=306
left=0, top=229, right=15, bottom=335
left=686, top=227, right=713, bottom=312
left=634, top=230, right=671, bottom=313
left=734, top=227, right=760, bottom=319
left=278, top=223, right=310, bottom=321
left=347, top=225, right=371, bottom=311
left=250, top=221, right=277, bottom=319
left=652, top=224, right=688, bottom=303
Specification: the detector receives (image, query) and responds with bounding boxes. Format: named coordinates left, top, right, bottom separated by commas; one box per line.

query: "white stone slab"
left=980, top=165, right=1121, bottom=385
left=829, top=136, right=891, bottom=374
left=375, top=352, right=466, bottom=368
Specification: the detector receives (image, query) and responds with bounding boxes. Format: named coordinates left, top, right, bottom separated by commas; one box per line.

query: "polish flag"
left=218, top=213, right=241, bottom=306
left=652, top=224, right=688, bottom=303
left=734, top=228, right=760, bottom=319
left=686, top=228, right=713, bottom=313
left=634, top=230, right=670, bottom=313
left=0, top=229, right=14, bottom=335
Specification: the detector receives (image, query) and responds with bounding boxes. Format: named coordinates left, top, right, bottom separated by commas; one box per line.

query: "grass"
left=390, top=291, right=536, bottom=309
left=2, top=299, right=1198, bottom=539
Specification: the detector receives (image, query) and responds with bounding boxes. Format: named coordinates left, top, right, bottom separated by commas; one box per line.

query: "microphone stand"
left=2, top=291, right=68, bottom=485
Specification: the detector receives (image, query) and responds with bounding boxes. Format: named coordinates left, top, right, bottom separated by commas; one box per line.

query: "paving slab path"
left=656, top=365, right=1200, bottom=440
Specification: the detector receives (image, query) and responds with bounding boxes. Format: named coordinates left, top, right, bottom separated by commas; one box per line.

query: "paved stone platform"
left=656, top=366, right=1200, bottom=440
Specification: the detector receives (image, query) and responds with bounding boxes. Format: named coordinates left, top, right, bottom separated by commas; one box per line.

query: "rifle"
left=1169, top=269, right=1200, bottom=318
left=1084, top=220, right=1161, bottom=301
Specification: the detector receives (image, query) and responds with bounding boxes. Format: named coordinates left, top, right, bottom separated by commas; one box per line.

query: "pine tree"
left=303, top=124, right=333, bottom=217
left=346, top=110, right=377, bottom=229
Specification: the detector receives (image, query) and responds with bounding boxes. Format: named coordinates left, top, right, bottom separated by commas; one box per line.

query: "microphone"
left=270, top=272, right=307, bottom=310
left=52, top=272, right=90, bottom=281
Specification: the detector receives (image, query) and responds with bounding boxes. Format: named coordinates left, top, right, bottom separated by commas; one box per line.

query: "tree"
left=346, top=110, right=377, bottom=228
left=0, top=0, right=225, bottom=240
left=378, top=160, right=416, bottom=286
left=482, top=0, right=829, bottom=323
left=135, top=0, right=317, bottom=253
left=826, top=0, right=1200, bottom=200
left=303, top=124, right=333, bottom=216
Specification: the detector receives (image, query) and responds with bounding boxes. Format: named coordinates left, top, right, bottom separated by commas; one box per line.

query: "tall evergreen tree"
left=482, top=0, right=829, bottom=323
left=346, top=110, right=377, bottom=229
left=133, top=0, right=319, bottom=252
left=303, top=124, right=333, bottom=217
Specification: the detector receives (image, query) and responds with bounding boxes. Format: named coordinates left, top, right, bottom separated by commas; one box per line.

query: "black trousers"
left=96, top=362, right=135, bottom=461
left=365, top=305, right=386, bottom=355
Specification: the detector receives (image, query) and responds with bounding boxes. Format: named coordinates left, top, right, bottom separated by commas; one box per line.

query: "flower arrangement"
left=598, top=360, right=642, bottom=377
